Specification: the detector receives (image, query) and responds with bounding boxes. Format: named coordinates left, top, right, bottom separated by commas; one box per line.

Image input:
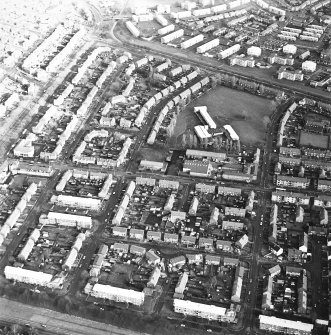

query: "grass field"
left=173, top=86, right=273, bottom=146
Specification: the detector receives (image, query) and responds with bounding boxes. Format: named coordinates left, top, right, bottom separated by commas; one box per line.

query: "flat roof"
left=259, top=315, right=313, bottom=331
left=186, top=149, right=226, bottom=159
left=174, top=299, right=226, bottom=315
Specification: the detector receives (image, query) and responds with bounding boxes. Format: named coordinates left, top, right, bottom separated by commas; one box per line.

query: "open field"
left=173, top=86, right=273, bottom=145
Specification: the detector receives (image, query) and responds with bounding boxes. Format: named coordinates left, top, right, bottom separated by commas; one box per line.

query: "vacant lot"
left=173, top=86, right=273, bottom=145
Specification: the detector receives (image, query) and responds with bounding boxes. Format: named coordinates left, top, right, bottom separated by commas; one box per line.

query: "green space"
left=173, top=86, right=273, bottom=146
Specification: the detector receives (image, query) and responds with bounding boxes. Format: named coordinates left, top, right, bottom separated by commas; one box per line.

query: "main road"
left=0, top=297, right=148, bottom=335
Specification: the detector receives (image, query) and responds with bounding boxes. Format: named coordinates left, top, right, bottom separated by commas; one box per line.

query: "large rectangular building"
left=174, top=299, right=226, bottom=321
left=89, top=284, right=144, bottom=306
left=259, top=315, right=313, bottom=335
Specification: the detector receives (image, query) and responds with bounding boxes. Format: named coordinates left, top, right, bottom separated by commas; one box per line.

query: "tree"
left=230, top=76, right=238, bottom=88
left=263, top=116, right=271, bottom=130
left=193, top=135, right=198, bottom=148
left=259, top=83, right=265, bottom=95
left=181, top=133, right=187, bottom=148
left=210, top=76, right=217, bottom=88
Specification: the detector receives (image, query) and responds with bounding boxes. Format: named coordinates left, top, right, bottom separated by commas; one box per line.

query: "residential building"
left=216, top=240, right=233, bottom=252
left=129, top=245, right=145, bottom=256
left=222, top=221, right=244, bottom=230
left=268, top=265, right=281, bottom=278
left=225, top=207, right=246, bottom=217
left=199, top=238, right=213, bottom=249
left=147, top=231, right=162, bottom=241
left=170, top=211, right=186, bottom=222
left=259, top=315, right=313, bottom=335
left=278, top=67, right=304, bottom=81
left=218, top=186, right=241, bottom=196
left=88, top=284, right=144, bottom=306
left=231, top=266, right=245, bottom=302
left=147, top=267, right=161, bottom=288
left=170, top=255, right=186, bottom=268
left=112, top=227, right=127, bottom=237
left=236, top=234, right=249, bottom=249
left=262, top=276, right=273, bottom=310
left=205, top=254, right=221, bottom=266
left=181, top=235, right=196, bottom=246
left=163, top=233, right=178, bottom=244
left=318, top=179, right=331, bottom=191
left=175, top=272, right=188, bottom=296
left=4, top=266, right=52, bottom=286
left=113, top=243, right=129, bottom=254
left=186, top=149, right=226, bottom=162
left=174, top=299, right=227, bottom=321
left=276, top=175, right=309, bottom=189
left=196, top=183, right=215, bottom=194
left=129, top=228, right=144, bottom=241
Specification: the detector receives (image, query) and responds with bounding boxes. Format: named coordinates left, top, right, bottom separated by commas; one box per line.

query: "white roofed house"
left=130, top=245, right=146, bottom=256
left=129, top=228, right=145, bottom=241
left=236, top=234, right=249, bottom=249
left=205, top=254, right=221, bottom=266
left=169, top=255, right=186, bottom=269
left=147, top=267, right=161, bottom=288
left=163, top=233, right=178, bottom=244
left=216, top=240, right=233, bottom=252
left=186, top=253, right=203, bottom=264
left=112, top=226, right=127, bottom=238
left=210, top=207, right=219, bottom=225
left=147, top=231, right=162, bottom=241
left=146, top=249, right=160, bottom=265
left=113, top=243, right=130, bottom=254
left=268, top=264, right=281, bottom=278
left=174, top=272, right=188, bottom=298
left=181, top=235, right=196, bottom=246
left=199, top=237, right=214, bottom=249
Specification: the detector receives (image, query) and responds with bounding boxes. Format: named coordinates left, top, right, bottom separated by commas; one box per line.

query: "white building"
left=54, top=195, right=101, bottom=210
left=194, top=106, right=216, bottom=129
left=197, top=39, right=219, bottom=54
left=259, top=315, right=313, bottom=334
left=41, top=212, right=93, bottom=229
left=247, top=46, right=261, bottom=57
left=302, top=61, right=316, bottom=72
left=283, top=44, right=297, bottom=55
left=4, top=266, right=52, bottom=286
left=89, top=283, right=144, bottom=306
left=174, top=299, right=227, bottom=321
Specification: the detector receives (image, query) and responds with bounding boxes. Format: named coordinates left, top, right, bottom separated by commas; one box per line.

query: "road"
left=0, top=297, right=148, bottom=335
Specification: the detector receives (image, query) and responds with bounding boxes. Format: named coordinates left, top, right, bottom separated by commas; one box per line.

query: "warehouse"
left=89, top=283, right=144, bottom=306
